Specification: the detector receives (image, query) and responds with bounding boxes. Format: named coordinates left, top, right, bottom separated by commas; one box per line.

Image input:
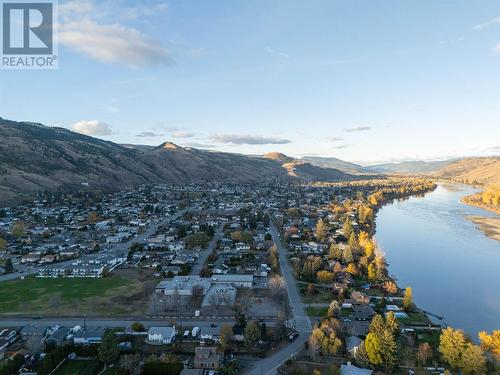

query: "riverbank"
left=466, top=216, right=500, bottom=242
left=462, top=193, right=500, bottom=215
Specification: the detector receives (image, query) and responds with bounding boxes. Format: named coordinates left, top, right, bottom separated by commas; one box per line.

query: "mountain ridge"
left=0, top=118, right=362, bottom=204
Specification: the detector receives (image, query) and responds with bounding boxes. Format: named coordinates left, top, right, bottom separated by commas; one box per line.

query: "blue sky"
left=1, top=0, right=499, bottom=164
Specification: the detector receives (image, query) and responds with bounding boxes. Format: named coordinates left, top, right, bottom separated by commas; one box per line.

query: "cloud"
left=328, top=136, right=344, bottom=142
left=136, top=131, right=164, bottom=138
left=59, top=0, right=94, bottom=17
left=473, top=16, right=500, bottom=30
left=211, top=134, right=291, bottom=145
left=494, top=43, right=500, bottom=54
left=344, top=126, right=371, bottom=132
left=121, top=3, right=169, bottom=21
left=72, top=120, right=112, bottom=136
left=332, top=144, right=349, bottom=149
left=60, top=18, right=172, bottom=66
left=171, top=131, right=195, bottom=138
left=59, top=1, right=173, bottom=66
left=265, top=46, right=290, bottom=59
left=183, top=142, right=216, bottom=149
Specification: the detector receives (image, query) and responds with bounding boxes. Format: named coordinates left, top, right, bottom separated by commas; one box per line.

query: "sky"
left=0, top=0, right=499, bottom=164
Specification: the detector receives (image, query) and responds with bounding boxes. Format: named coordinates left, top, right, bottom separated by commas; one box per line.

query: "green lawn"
left=302, top=289, right=335, bottom=304
left=398, top=311, right=432, bottom=326
left=0, top=276, right=144, bottom=316
left=101, top=368, right=128, bottom=375
left=417, top=331, right=441, bottom=348
left=53, top=360, right=101, bottom=375
left=305, top=307, right=328, bottom=317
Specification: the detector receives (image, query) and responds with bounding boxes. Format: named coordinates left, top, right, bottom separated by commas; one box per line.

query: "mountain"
left=366, top=159, right=457, bottom=173
left=264, top=152, right=359, bottom=181
left=434, top=156, right=500, bottom=185
left=263, top=152, right=294, bottom=163
left=0, top=118, right=362, bottom=204
left=301, top=156, right=371, bottom=175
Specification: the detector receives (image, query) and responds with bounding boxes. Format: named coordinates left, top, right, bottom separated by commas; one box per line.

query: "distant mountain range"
left=303, top=155, right=500, bottom=184
left=364, top=159, right=459, bottom=174
left=0, top=117, right=498, bottom=204
left=433, top=157, right=500, bottom=185
left=300, top=156, right=372, bottom=174
left=0, top=118, right=359, bottom=204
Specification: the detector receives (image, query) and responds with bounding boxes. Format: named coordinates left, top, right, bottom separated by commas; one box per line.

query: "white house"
left=148, top=326, right=176, bottom=344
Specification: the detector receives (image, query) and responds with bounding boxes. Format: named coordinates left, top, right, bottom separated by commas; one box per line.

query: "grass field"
left=305, top=306, right=328, bottom=317
left=0, top=276, right=147, bottom=316
left=53, top=360, right=101, bottom=375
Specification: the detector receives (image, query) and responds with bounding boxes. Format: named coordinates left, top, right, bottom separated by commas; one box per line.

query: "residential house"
left=148, top=326, right=176, bottom=344
left=193, top=346, right=222, bottom=369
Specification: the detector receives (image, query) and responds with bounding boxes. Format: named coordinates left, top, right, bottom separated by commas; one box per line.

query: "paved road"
left=0, top=317, right=235, bottom=329
left=189, top=224, right=224, bottom=276
left=0, top=209, right=188, bottom=283
left=244, top=223, right=312, bottom=375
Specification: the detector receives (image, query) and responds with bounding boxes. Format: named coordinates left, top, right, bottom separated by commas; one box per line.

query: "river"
left=375, top=183, right=500, bottom=338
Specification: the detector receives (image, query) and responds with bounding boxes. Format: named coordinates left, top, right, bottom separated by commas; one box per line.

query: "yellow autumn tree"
left=315, top=218, right=328, bottom=241
left=479, top=330, right=500, bottom=359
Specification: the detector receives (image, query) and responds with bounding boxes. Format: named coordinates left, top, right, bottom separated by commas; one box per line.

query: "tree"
left=342, top=246, right=353, bottom=264
left=306, top=283, right=316, bottom=296
left=385, top=312, right=399, bottom=337
left=317, top=270, right=334, bottom=284
left=315, top=219, right=328, bottom=241
left=0, top=237, right=6, bottom=251
left=402, top=287, right=413, bottom=311
left=478, top=329, right=500, bottom=359
left=439, top=327, right=466, bottom=370
left=98, top=330, right=119, bottom=367
left=416, top=343, right=433, bottom=366
left=131, top=322, right=145, bottom=332
left=269, top=275, right=287, bottom=303
left=220, top=324, right=234, bottom=352
left=274, top=312, right=288, bottom=342
left=232, top=302, right=247, bottom=328
left=369, top=314, right=385, bottom=337
left=367, top=314, right=398, bottom=370
left=365, top=332, right=383, bottom=366
left=460, top=343, right=486, bottom=375
left=119, top=353, right=140, bottom=375
left=327, top=300, right=340, bottom=318
left=329, top=244, right=342, bottom=260
left=355, top=341, right=370, bottom=368
left=4, top=258, right=13, bottom=272
left=343, top=217, right=354, bottom=239
left=12, top=221, right=25, bottom=238
left=384, top=281, right=398, bottom=295
left=346, top=263, right=358, bottom=276
left=88, top=212, right=100, bottom=223
left=269, top=245, right=279, bottom=273
left=379, top=328, right=397, bottom=371
left=367, top=263, right=376, bottom=280
left=309, top=324, right=342, bottom=356
left=244, top=321, right=261, bottom=354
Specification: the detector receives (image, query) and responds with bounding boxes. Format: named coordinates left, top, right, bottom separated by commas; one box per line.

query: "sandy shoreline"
left=466, top=216, right=500, bottom=242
